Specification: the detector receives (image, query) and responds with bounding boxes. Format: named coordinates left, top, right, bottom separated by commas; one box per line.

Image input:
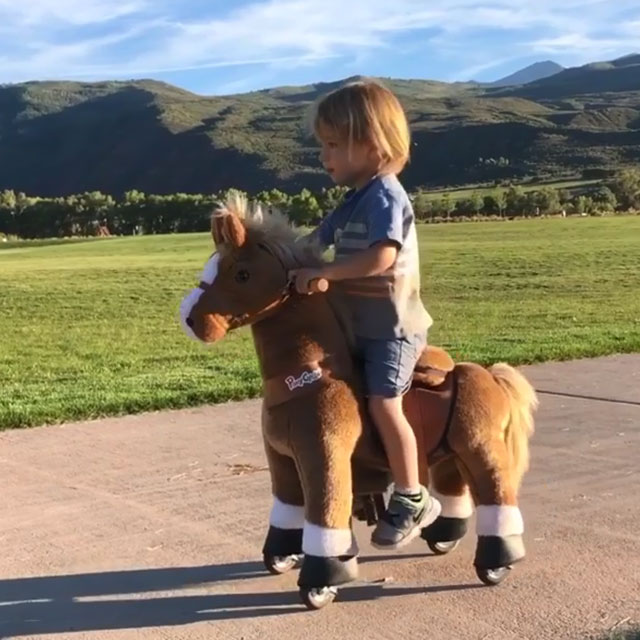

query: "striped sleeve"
left=365, top=188, right=404, bottom=249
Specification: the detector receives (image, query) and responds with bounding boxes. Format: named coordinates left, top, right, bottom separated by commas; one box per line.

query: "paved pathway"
left=1, top=355, right=639, bottom=639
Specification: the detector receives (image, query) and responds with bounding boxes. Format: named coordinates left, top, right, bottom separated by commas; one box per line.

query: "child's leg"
left=357, top=335, right=441, bottom=549
left=368, top=395, right=420, bottom=491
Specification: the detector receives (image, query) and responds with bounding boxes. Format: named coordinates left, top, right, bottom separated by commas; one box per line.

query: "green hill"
left=1, top=54, right=639, bottom=197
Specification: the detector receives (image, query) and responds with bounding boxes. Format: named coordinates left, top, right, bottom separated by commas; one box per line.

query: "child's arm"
left=291, top=191, right=402, bottom=292
left=323, top=242, right=397, bottom=280
left=290, top=242, right=397, bottom=292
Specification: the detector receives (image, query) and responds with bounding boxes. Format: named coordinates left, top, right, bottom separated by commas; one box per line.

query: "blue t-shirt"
left=314, top=174, right=432, bottom=339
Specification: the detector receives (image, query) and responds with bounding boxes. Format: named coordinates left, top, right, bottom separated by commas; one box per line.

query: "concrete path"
left=1, top=355, right=639, bottom=640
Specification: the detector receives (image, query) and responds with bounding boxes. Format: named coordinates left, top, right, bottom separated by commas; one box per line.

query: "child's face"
left=318, top=129, right=378, bottom=189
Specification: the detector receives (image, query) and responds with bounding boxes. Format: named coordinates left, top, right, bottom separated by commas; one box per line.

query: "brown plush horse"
left=180, top=194, right=538, bottom=609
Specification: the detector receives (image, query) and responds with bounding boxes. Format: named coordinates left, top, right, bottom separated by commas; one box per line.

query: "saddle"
left=405, top=345, right=456, bottom=457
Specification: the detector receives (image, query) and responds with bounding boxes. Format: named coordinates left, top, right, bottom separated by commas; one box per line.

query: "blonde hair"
left=313, top=80, right=411, bottom=174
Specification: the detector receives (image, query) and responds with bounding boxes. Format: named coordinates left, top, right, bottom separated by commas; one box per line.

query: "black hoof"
left=298, top=554, right=358, bottom=588
left=262, top=526, right=303, bottom=558
left=421, top=516, right=469, bottom=544
left=474, top=534, right=525, bottom=570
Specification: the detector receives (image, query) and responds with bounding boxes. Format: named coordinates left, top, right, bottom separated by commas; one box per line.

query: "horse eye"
left=235, top=269, right=250, bottom=283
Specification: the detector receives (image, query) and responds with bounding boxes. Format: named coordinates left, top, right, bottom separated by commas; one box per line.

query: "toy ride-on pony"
left=180, top=195, right=538, bottom=610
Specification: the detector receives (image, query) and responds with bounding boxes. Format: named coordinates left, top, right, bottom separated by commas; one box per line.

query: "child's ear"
left=368, top=143, right=384, bottom=167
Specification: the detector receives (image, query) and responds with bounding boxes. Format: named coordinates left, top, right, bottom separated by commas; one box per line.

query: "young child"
left=291, top=80, right=441, bottom=549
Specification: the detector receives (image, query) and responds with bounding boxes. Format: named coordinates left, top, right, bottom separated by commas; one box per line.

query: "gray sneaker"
left=371, top=487, right=441, bottom=550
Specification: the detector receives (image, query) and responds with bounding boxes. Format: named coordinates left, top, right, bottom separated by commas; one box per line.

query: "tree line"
left=1, top=169, right=639, bottom=240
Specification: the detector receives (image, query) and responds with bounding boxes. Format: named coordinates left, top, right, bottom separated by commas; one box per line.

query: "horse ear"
left=222, top=213, right=247, bottom=248
left=252, top=203, right=264, bottom=225
left=211, top=214, right=225, bottom=247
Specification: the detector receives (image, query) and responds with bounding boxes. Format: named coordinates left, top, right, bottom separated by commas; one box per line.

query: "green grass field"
left=423, top=178, right=601, bottom=200
left=2, top=216, right=639, bottom=430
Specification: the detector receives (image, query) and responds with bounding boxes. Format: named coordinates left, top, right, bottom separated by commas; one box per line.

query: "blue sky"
left=0, top=0, right=638, bottom=95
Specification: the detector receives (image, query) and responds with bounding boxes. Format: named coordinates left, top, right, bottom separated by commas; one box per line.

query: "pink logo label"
left=285, top=369, right=322, bottom=391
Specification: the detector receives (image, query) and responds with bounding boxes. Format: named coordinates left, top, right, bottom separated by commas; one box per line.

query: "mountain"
left=0, top=55, right=639, bottom=197
left=503, top=54, right=640, bottom=98
left=489, top=61, right=564, bottom=87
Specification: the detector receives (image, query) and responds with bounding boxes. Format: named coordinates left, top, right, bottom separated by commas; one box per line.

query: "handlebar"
left=307, top=278, right=329, bottom=293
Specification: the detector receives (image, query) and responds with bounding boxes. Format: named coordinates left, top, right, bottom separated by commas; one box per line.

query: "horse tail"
left=489, top=363, right=538, bottom=488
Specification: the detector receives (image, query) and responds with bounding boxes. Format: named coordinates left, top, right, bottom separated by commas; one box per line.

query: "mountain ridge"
left=0, top=54, right=639, bottom=197
left=487, top=60, right=564, bottom=87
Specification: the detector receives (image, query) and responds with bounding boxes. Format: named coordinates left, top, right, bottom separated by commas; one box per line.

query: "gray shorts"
left=354, top=333, right=427, bottom=398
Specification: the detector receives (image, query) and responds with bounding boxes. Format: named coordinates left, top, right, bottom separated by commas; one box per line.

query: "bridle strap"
left=227, top=242, right=295, bottom=329
left=195, top=241, right=301, bottom=330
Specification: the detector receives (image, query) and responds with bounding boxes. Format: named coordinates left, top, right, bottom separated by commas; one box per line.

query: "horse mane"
left=213, top=191, right=324, bottom=268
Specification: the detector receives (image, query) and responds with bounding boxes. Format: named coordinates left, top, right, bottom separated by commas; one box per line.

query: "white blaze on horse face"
left=475, top=505, right=524, bottom=537
left=201, top=252, right=220, bottom=285
left=179, top=253, right=221, bottom=342
left=431, top=488, right=474, bottom=519
left=179, top=288, right=204, bottom=341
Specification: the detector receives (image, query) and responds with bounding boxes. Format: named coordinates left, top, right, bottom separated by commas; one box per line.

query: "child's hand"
left=288, top=268, right=326, bottom=294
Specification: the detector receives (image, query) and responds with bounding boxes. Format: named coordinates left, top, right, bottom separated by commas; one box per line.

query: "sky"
left=0, top=0, right=638, bottom=95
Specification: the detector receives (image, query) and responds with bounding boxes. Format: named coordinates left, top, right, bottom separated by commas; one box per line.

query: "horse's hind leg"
left=450, top=432, right=526, bottom=579
left=420, top=456, right=473, bottom=553
left=448, top=366, right=527, bottom=580
left=455, top=447, right=525, bottom=582
left=262, top=442, right=305, bottom=573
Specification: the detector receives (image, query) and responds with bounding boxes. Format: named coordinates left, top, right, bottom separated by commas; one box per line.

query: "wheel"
left=263, top=553, right=301, bottom=575
left=299, top=586, right=338, bottom=610
left=475, top=565, right=511, bottom=586
left=427, top=539, right=460, bottom=555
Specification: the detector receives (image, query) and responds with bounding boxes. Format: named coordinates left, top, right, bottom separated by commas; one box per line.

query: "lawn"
left=1, top=216, right=639, bottom=430
left=423, top=178, right=601, bottom=200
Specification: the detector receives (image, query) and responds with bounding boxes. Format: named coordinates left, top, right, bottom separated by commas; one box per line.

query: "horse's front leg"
left=262, top=440, right=305, bottom=574
left=292, top=395, right=361, bottom=594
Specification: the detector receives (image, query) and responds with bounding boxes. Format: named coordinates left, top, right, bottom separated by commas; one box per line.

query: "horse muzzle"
left=180, top=287, right=230, bottom=343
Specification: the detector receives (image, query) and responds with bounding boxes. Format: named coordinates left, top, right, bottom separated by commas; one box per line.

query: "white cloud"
left=529, top=33, right=631, bottom=55
left=0, top=0, right=637, bottom=86
left=0, top=0, right=146, bottom=26
left=0, top=19, right=165, bottom=82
